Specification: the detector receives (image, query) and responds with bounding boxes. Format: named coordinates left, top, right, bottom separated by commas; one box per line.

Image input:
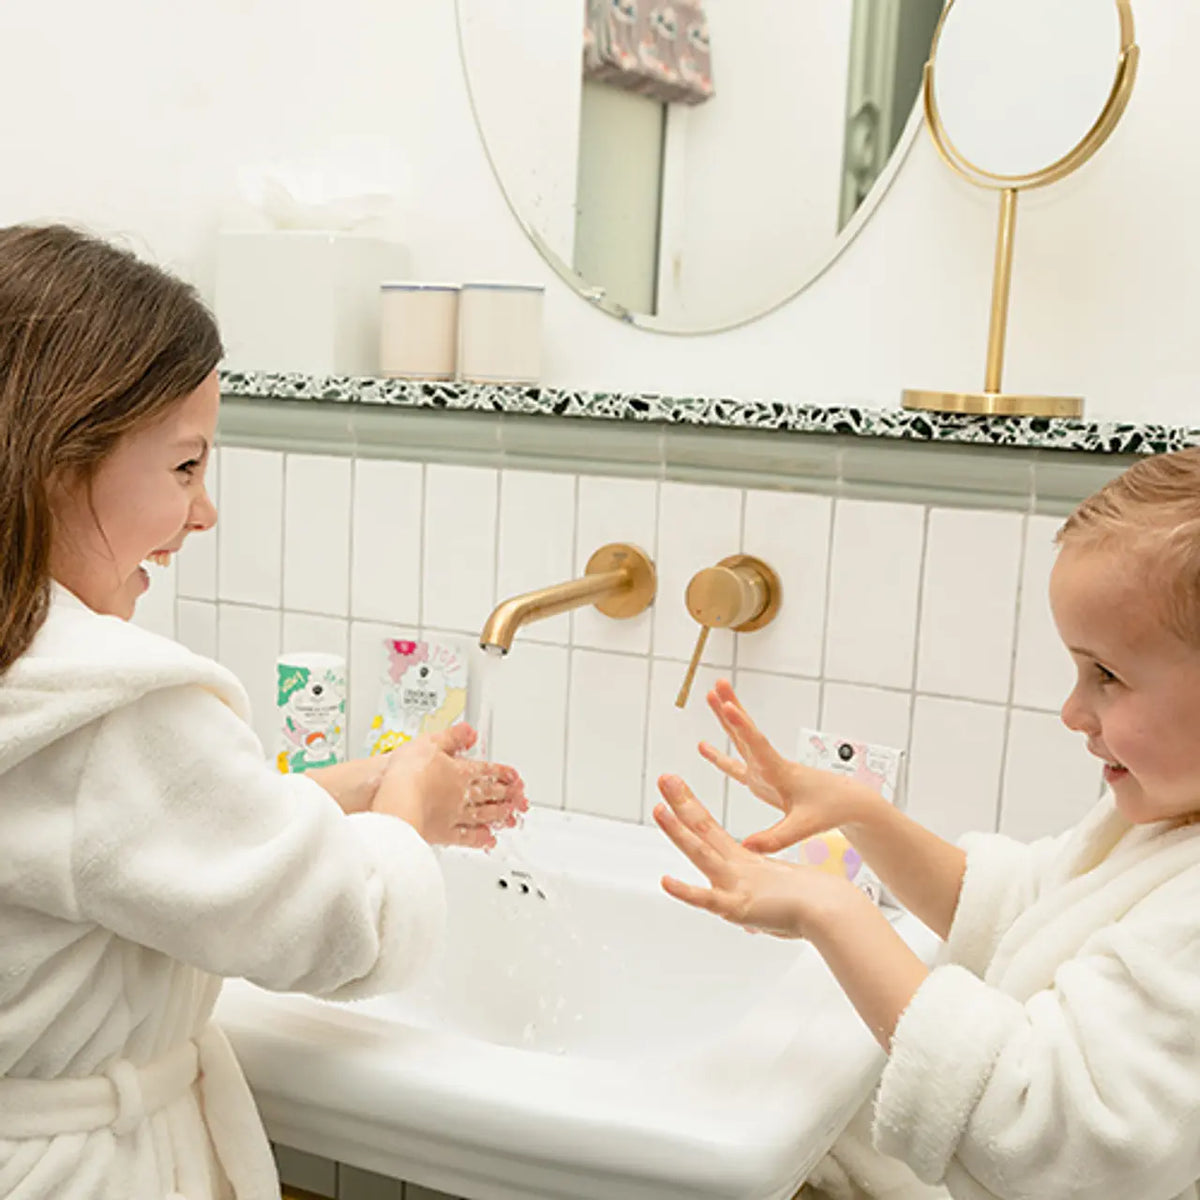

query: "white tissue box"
left=216, top=231, right=409, bottom=376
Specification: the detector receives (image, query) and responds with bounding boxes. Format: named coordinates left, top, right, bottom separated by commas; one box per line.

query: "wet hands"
left=700, top=679, right=873, bottom=853
left=373, top=724, right=527, bottom=850
left=653, top=775, right=860, bottom=939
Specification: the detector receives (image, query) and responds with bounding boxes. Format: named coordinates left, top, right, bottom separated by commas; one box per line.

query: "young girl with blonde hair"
left=656, top=447, right=1200, bottom=1200
left=0, top=224, right=525, bottom=1199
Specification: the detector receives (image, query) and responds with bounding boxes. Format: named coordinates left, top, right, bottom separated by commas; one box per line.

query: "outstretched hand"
left=374, top=724, right=527, bottom=850
left=652, top=774, right=858, bottom=940
left=700, top=679, right=870, bottom=854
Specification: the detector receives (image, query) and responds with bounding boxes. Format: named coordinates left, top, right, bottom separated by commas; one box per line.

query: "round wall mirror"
left=455, top=0, right=946, bottom=334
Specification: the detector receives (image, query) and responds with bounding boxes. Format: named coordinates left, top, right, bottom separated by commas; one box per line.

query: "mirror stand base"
left=901, top=388, right=1083, bottom=419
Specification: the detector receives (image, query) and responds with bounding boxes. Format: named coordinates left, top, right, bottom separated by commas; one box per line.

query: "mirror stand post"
left=983, top=187, right=1018, bottom=394
left=903, top=179, right=1081, bottom=418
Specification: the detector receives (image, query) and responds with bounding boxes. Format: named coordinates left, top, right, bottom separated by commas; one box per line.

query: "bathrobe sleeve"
left=941, top=828, right=1072, bottom=978
left=69, top=684, right=446, bottom=1000
left=873, top=872, right=1200, bottom=1199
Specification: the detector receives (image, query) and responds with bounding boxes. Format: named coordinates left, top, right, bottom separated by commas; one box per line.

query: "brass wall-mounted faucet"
left=479, top=543, right=656, bottom=654
left=676, top=555, right=781, bottom=707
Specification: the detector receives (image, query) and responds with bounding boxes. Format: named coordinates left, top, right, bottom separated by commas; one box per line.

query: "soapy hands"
left=372, top=724, right=527, bottom=850
left=699, top=679, right=878, bottom=852
left=653, top=775, right=865, bottom=939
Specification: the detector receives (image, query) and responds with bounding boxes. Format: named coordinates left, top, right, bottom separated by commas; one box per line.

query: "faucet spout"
left=480, top=543, right=656, bottom=654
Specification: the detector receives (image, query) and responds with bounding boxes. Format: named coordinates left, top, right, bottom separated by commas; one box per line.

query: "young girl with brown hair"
left=0, top=224, right=525, bottom=1199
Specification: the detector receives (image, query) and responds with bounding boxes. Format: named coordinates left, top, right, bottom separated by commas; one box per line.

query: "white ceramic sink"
left=216, top=807, right=940, bottom=1200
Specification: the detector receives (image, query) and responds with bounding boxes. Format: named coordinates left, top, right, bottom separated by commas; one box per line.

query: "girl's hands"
left=305, top=755, right=389, bottom=815
left=652, top=775, right=860, bottom=940
left=700, top=679, right=875, bottom=853
left=372, top=724, right=527, bottom=850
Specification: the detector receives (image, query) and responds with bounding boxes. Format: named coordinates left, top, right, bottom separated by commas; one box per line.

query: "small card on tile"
left=790, top=730, right=907, bottom=903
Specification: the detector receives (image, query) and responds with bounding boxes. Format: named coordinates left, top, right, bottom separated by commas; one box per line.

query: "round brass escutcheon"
left=585, top=542, right=657, bottom=619
left=685, top=555, right=782, bottom=632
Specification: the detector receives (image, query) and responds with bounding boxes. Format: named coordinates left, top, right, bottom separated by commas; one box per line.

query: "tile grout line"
left=994, top=513, right=1033, bottom=834
left=343, top=454, right=359, bottom=743
left=900, top=506, right=933, bottom=813
left=722, top=485, right=751, bottom=825
left=814, top=492, right=838, bottom=735
left=636, top=479, right=663, bottom=825
left=483, top=466, right=503, bottom=755
left=417, top=462, right=427, bottom=631
left=559, top=473, right=580, bottom=812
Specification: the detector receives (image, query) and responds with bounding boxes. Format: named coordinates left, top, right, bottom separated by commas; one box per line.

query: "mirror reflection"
left=456, top=0, right=944, bottom=333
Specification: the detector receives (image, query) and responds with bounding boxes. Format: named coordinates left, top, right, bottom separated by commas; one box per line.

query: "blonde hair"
left=1057, top=447, right=1200, bottom=644
left=0, top=224, right=221, bottom=673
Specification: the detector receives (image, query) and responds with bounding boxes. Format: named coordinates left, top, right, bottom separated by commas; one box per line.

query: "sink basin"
left=216, top=806, right=940, bottom=1200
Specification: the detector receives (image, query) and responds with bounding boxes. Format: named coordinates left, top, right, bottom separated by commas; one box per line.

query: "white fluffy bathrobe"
left=0, top=586, right=446, bottom=1200
left=806, top=796, right=1200, bottom=1200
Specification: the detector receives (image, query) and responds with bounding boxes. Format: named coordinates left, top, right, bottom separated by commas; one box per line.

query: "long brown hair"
left=0, top=224, right=222, bottom=672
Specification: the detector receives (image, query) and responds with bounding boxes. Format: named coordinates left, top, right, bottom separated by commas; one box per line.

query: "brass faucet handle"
left=675, top=626, right=710, bottom=709
left=674, top=555, right=782, bottom=708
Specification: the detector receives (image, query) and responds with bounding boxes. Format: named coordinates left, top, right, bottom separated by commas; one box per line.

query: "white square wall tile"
left=217, top=603, right=281, bottom=755
left=422, top=465, right=498, bottom=636
left=906, top=695, right=1007, bottom=842
left=1012, top=514, right=1074, bottom=712
left=218, top=448, right=283, bottom=606
left=916, top=508, right=1024, bottom=703
left=489, top=643, right=570, bottom=808
left=1000, top=709, right=1102, bottom=842
left=573, top=476, right=658, bottom=655
left=651, top=482, right=743, bottom=667
left=131, top=559, right=177, bottom=640
left=644, top=659, right=729, bottom=825
left=283, top=454, right=351, bottom=616
left=496, top=470, right=576, bottom=645
left=348, top=620, right=415, bottom=757
left=824, top=499, right=926, bottom=690
left=737, top=489, right=833, bottom=679
left=282, top=612, right=349, bottom=662
left=819, top=683, right=911, bottom=756
left=351, top=458, right=422, bottom=625
left=177, top=448, right=219, bottom=600
left=564, top=650, right=649, bottom=822
left=724, top=671, right=820, bottom=840
left=177, top=600, right=218, bottom=660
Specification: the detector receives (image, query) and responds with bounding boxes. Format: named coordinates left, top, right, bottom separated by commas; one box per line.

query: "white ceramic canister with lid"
left=456, top=282, right=545, bottom=384
left=379, top=282, right=460, bottom=380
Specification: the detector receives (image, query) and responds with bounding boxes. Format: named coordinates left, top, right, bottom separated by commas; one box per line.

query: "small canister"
left=457, top=282, right=545, bottom=385
left=379, top=282, right=460, bottom=380
left=276, top=652, right=347, bottom=773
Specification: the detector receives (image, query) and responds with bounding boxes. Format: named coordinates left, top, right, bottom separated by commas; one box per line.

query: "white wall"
left=2, top=0, right=1198, bottom=422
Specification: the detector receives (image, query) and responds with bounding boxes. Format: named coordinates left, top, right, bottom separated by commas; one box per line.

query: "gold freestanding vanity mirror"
left=903, top=0, right=1139, bottom=418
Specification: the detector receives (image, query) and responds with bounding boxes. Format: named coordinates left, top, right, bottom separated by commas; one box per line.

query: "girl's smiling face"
left=49, top=371, right=219, bottom=620
left=1051, top=542, right=1200, bottom=826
